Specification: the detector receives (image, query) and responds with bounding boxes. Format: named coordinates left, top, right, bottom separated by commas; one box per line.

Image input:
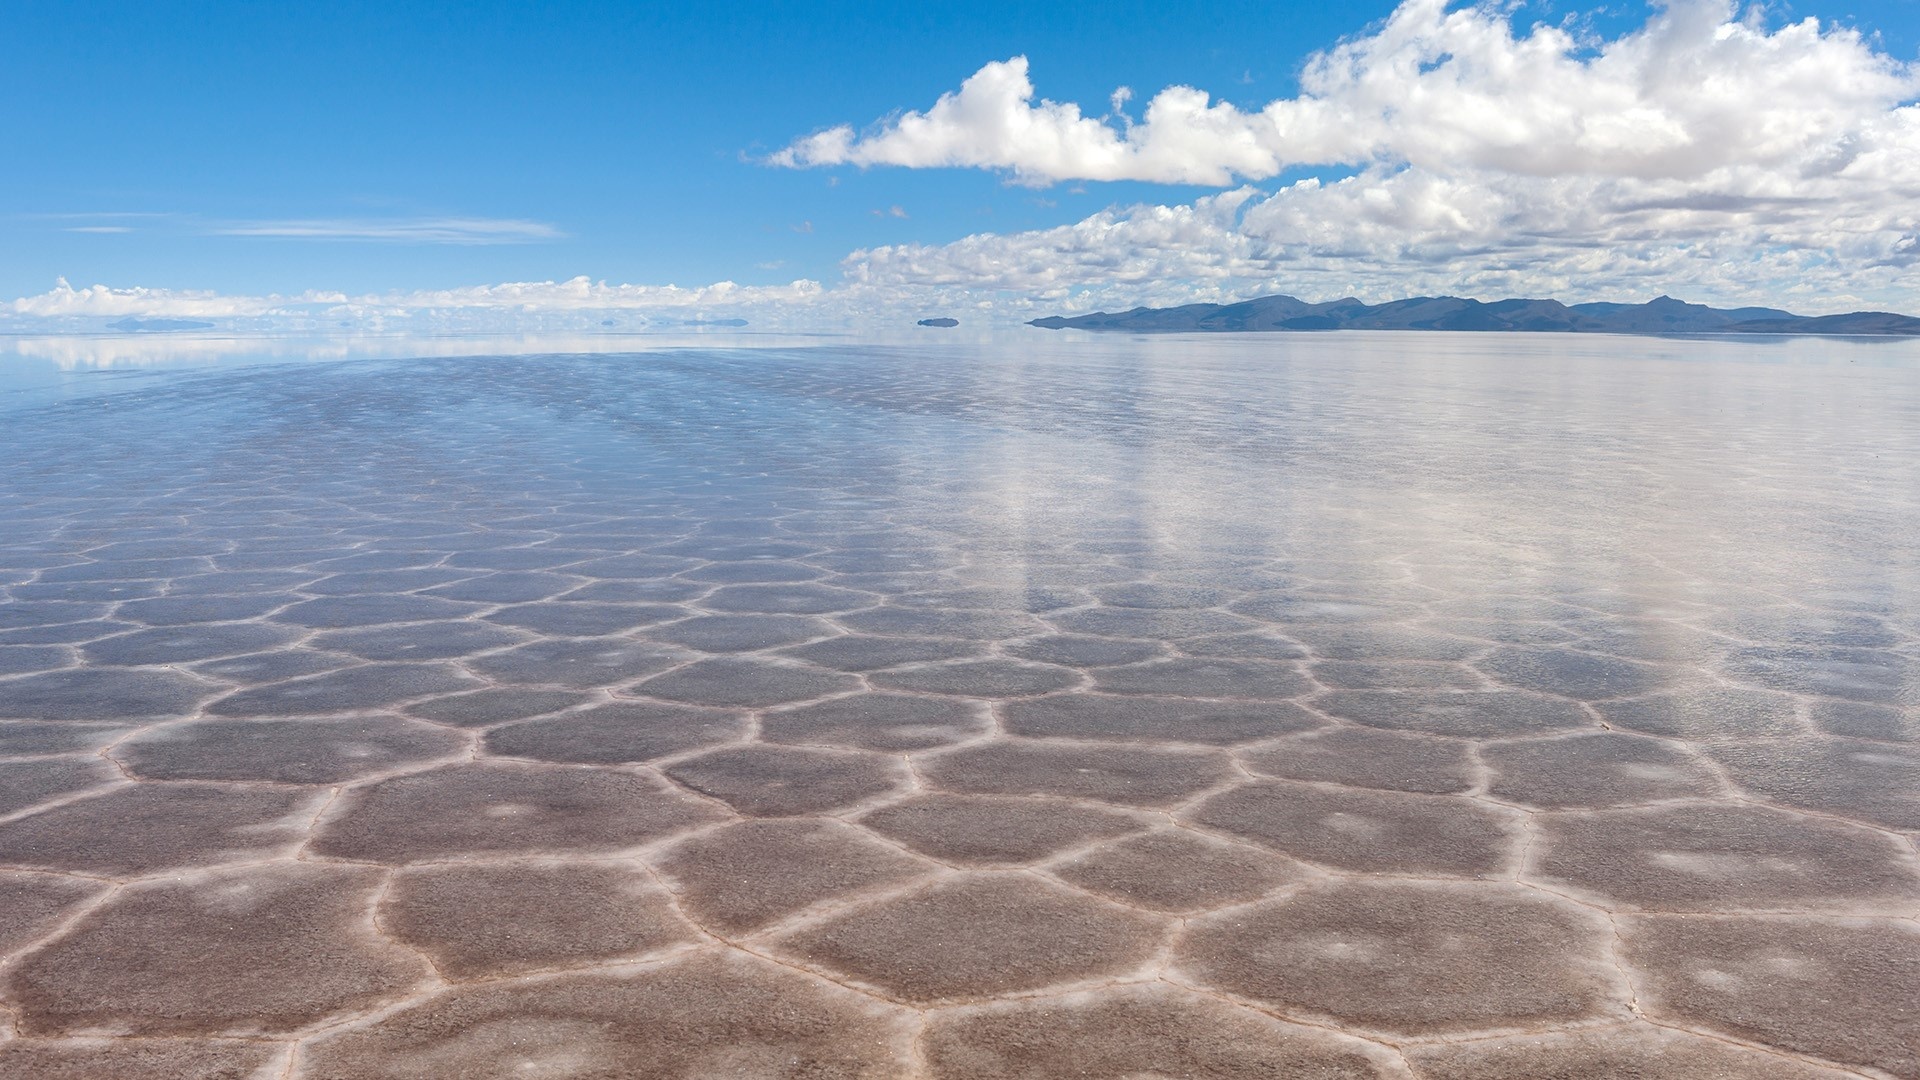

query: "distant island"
left=107, top=317, right=215, bottom=332
left=1030, top=295, right=1920, bottom=336
left=917, top=317, right=960, bottom=327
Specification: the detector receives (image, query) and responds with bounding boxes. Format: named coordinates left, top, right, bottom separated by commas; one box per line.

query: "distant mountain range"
left=1029, top=295, right=1920, bottom=336
left=107, top=317, right=215, bottom=332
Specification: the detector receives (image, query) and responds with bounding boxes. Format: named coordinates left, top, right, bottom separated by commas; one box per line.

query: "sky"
left=6, top=0, right=1920, bottom=328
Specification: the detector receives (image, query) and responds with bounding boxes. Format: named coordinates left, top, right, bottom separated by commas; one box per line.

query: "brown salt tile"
left=1240, top=726, right=1476, bottom=794
left=632, top=657, right=861, bottom=707
left=760, top=693, right=990, bottom=751
left=308, top=620, right=527, bottom=661
left=206, top=662, right=484, bottom=717
left=677, top=559, right=821, bottom=583
left=859, top=794, right=1145, bottom=866
left=775, top=873, right=1164, bottom=1003
left=1003, top=634, right=1165, bottom=667
left=1706, top=736, right=1920, bottom=830
left=463, top=637, right=683, bottom=687
left=0, top=758, right=117, bottom=817
left=647, top=613, right=832, bottom=652
left=119, top=716, right=465, bottom=783
left=654, top=818, right=930, bottom=933
left=1288, top=624, right=1483, bottom=661
left=1315, top=689, right=1590, bottom=737
left=1090, top=657, right=1311, bottom=699
left=1187, top=779, right=1515, bottom=876
left=0, top=722, right=128, bottom=758
left=402, top=687, right=592, bottom=727
left=191, top=648, right=354, bottom=683
left=1405, top=1025, right=1856, bottom=1079
left=0, top=783, right=318, bottom=875
left=781, top=634, right=986, bottom=673
left=300, top=950, right=909, bottom=1079
left=1004, top=694, right=1320, bottom=745
left=0, top=1039, right=283, bottom=1080
left=1810, top=699, right=1919, bottom=742
left=1533, top=803, right=1920, bottom=912
left=1179, top=632, right=1312, bottom=660
left=924, top=983, right=1397, bottom=1079
left=1718, top=645, right=1917, bottom=704
left=484, top=700, right=747, bottom=763
left=1228, top=595, right=1423, bottom=625
left=1597, top=686, right=1803, bottom=739
left=273, top=594, right=483, bottom=628
left=478, top=549, right=660, bottom=573
left=6, top=863, right=424, bottom=1035
left=421, top=570, right=580, bottom=603
left=1621, top=914, right=1920, bottom=1079
left=1050, top=829, right=1296, bottom=913
left=311, top=762, right=725, bottom=863
left=0, top=872, right=107, bottom=956
left=869, top=658, right=1080, bottom=697
left=301, top=568, right=474, bottom=595
left=663, top=744, right=903, bottom=816
left=81, top=622, right=303, bottom=665
left=703, top=582, right=879, bottom=614
left=840, top=607, right=1045, bottom=640
left=1178, top=879, right=1618, bottom=1035
left=1481, top=731, right=1721, bottom=808
left=116, top=593, right=295, bottom=625
left=562, top=553, right=702, bottom=578
left=1476, top=645, right=1672, bottom=700
left=920, top=740, right=1233, bottom=808
left=1310, top=660, right=1481, bottom=690
left=1049, top=608, right=1259, bottom=639
left=381, top=861, right=694, bottom=979
left=1093, top=582, right=1233, bottom=608
left=0, top=668, right=213, bottom=722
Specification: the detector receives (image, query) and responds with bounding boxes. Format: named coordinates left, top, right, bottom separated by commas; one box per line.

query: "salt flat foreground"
left=0, top=334, right=1915, bottom=1079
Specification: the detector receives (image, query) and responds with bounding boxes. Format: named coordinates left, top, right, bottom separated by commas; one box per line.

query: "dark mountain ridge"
left=1029, top=294, right=1920, bottom=336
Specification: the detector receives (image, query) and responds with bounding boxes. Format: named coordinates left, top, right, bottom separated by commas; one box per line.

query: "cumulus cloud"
left=775, top=0, right=1917, bottom=186
left=792, top=0, right=1920, bottom=310
left=840, top=164, right=1920, bottom=310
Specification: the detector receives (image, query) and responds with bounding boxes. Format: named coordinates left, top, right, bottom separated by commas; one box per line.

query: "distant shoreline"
left=1031, top=294, right=1920, bottom=337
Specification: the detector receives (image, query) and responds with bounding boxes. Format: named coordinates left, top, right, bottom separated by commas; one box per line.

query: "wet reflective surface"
left=0, top=333, right=1916, bottom=1079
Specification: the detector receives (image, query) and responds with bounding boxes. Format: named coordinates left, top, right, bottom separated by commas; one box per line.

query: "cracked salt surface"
left=0, top=333, right=1917, bottom=1078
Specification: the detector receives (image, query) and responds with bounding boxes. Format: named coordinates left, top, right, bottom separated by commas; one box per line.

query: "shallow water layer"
left=0, top=332, right=1916, bottom=1079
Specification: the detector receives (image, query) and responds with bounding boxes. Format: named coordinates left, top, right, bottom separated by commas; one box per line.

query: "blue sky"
left=6, top=0, right=1920, bottom=321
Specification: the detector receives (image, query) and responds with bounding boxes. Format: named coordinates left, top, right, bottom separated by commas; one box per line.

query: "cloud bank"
left=6, top=276, right=833, bottom=331
left=790, top=0, right=1920, bottom=309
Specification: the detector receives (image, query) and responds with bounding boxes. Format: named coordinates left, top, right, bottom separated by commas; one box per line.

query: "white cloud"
left=4, top=276, right=834, bottom=330
left=211, top=217, right=564, bottom=243
left=787, top=0, right=1920, bottom=310
left=775, top=0, right=1917, bottom=187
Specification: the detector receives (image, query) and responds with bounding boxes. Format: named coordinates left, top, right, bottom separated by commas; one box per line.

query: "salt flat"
left=0, top=332, right=1915, bottom=1079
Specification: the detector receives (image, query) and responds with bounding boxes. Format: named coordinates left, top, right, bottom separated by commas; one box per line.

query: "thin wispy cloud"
left=211, top=217, right=564, bottom=243
left=29, top=212, right=565, bottom=245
